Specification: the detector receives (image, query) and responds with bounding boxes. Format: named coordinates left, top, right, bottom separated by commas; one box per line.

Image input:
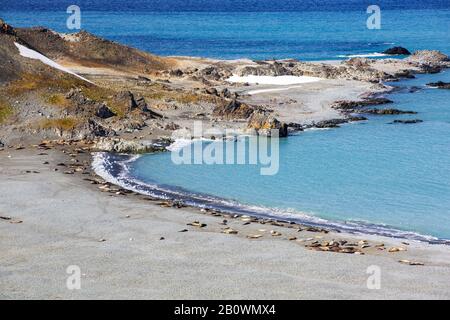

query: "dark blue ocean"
left=3, top=1, right=450, bottom=241
left=1, top=0, right=449, bottom=60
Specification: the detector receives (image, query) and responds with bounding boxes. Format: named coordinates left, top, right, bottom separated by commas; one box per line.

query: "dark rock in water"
left=390, top=119, right=423, bottom=124
left=332, top=98, right=393, bottom=110
left=314, top=119, right=348, bottom=128
left=383, top=47, right=411, bottom=55
left=427, top=81, right=450, bottom=89
left=423, top=65, right=442, bottom=74
left=363, top=108, right=417, bottom=115
left=421, top=65, right=442, bottom=74
left=393, top=69, right=415, bottom=79
left=287, top=122, right=304, bottom=131
left=96, top=104, right=116, bottom=119
left=347, top=116, right=368, bottom=122
left=213, top=99, right=255, bottom=120
left=408, top=86, right=422, bottom=93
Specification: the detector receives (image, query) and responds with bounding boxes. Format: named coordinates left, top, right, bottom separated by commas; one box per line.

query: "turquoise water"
left=124, top=70, right=450, bottom=242
left=3, top=1, right=450, bottom=240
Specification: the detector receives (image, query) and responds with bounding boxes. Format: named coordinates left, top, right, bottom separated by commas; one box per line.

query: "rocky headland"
left=1, top=18, right=449, bottom=150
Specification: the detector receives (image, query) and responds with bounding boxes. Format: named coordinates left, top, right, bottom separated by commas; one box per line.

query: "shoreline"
left=92, top=150, right=450, bottom=245
left=2, top=19, right=450, bottom=298
left=2, top=145, right=450, bottom=299
left=86, top=68, right=449, bottom=246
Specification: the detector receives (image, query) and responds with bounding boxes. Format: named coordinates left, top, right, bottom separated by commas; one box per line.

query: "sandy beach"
left=1, top=147, right=450, bottom=300
left=2, top=17, right=450, bottom=300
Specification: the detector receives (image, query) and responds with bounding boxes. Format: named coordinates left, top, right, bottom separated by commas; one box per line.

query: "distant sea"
left=3, top=1, right=450, bottom=241
left=1, top=0, right=449, bottom=60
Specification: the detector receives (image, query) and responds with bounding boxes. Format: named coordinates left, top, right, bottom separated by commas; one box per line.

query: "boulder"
left=363, top=108, right=417, bottom=115
left=213, top=99, right=255, bottom=120
left=113, top=91, right=163, bottom=118
left=332, top=98, right=393, bottom=110
left=0, top=19, right=15, bottom=36
left=247, top=111, right=288, bottom=137
left=85, top=119, right=116, bottom=137
left=169, top=69, right=184, bottom=77
left=390, top=119, right=423, bottom=124
left=113, top=91, right=138, bottom=112
left=313, top=119, right=348, bottom=129
left=383, top=47, right=411, bottom=55
left=406, top=50, right=449, bottom=65
left=93, top=138, right=168, bottom=153
left=427, top=81, right=450, bottom=89
left=96, top=104, right=116, bottom=119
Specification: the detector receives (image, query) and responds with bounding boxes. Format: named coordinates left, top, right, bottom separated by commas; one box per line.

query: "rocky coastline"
left=2, top=18, right=450, bottom=300
left=1, top=18, right=450, bottom=151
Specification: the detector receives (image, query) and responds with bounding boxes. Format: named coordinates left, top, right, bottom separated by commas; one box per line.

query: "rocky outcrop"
left=312, top=119, right=348, bottom=129
left=83, top=119, right=115, bottom=138
left=331, top=98, right=393, bottom=111
left=234, top=59, right=392, bottom=82
left=204, top=87, right=237, bottom=99
left=406, top=50, right=450, bottom=71
left=362, top=108, right=417, bottom=115
left=0, top=19, right=15, bottom=36
left=237, top=61, right=293, bottom=76
left=213, top=99, right=255, bottom=120
left=331, top=98, right=417, bottom=117
left=383, top=47, right=411, bottom=55
left=427, top=81, right=450, bottom=89
left=247, top=111, right=288, bottom=137
left=96, top=104, right=116, bottom=119
left=93, top=138, right=169, bottom=153
left=112, top=91, right=163, bottom=118
left=390, top=119, right=423, bottom=124
left=196, top=65, right=233, bottom=82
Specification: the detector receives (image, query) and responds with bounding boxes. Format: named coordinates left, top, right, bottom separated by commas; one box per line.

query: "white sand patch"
left=14, top=42, right=94, bottom=84
left=248, top=85, right=304, bottom=95
left=227, top=75, right=322, bottom=85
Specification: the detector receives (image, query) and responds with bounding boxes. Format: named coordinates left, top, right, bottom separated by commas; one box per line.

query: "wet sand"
left=1, top=148, right=450, bottom=299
